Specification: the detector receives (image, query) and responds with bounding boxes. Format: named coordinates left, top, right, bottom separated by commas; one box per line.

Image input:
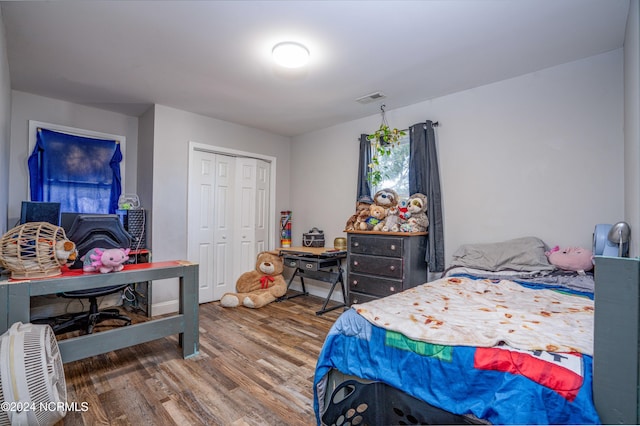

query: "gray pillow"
left=451, top=236, right=554, bottom=272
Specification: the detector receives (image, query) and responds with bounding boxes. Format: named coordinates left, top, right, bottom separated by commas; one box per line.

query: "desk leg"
left=315, top=268, right=347, bottom=316
left=6, top=282, right=30, bottom=330
left=0, top=283, right=8, bottom=334
left=277, top=268, right=309, bottom=301
left=179, top=264, right=200, bottom=358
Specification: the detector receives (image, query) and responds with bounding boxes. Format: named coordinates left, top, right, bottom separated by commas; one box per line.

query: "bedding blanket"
left=353, top=276, right=594, bottom=355
left=314, top=276, right=600, bottom=425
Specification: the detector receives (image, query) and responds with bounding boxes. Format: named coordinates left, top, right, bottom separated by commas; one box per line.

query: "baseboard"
left=151, top=299, right=180, bottom=316
left=288, top=282, right=345, bottom=302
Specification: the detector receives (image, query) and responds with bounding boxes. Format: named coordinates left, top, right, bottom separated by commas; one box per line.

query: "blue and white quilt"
left=313, top=276, right=600, bottom=425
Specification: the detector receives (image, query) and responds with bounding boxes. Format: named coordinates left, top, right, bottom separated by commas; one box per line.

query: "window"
left=371, top=132, right=410, bottom=198
left=27, top=121, right=126, bottom=214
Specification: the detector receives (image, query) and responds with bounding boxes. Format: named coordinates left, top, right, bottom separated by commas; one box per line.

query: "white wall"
left=292, top=50, right=624, bottom=279
left=148, top=104, right=291, bottom=313
left=624, top=0, right=640, bottom=257
left=8, top=91, right=139, bottom=223
left=0, top=8, right=11, bottom=234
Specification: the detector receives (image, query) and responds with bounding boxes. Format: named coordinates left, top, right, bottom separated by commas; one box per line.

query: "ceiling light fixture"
left=272, top=41, right=310, bottom=68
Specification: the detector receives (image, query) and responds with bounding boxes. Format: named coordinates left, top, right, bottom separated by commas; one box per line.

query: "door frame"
left=187, top=142, right=277, bottom=292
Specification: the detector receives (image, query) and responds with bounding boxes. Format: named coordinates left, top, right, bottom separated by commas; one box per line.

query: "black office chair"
left=47, top=285, right=132, bottom=334
left=35, top=213, right=134, bottom=334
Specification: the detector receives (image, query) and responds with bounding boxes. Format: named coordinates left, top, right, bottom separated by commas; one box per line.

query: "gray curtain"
left=356, top=134, right=372, bottom=200
left=409, top=121, right=444, bottom=272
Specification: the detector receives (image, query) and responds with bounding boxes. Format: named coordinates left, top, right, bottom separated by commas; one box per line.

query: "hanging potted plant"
left=366, top=105, right=406, bottom=187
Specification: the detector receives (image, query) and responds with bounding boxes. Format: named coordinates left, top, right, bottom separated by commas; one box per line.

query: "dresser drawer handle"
left=353, top=261, right=359, bottom=266
left=390, top=286, right=396, bottom=292
left=352, top=280, right=358, bottom=286
left=389, top=265, right=396, bottom=271
left=353, top=242, right=360, bottom=247
left=390, top=244, right=396, bottom=250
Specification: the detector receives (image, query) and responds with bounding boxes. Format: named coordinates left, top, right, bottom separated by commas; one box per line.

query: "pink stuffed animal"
left=82, top=247, right=130, bottom=273
left=545, top=246, right=593, bottom=272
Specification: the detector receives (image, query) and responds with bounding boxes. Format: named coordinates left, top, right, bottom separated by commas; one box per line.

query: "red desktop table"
left=0, top=260, right=199, bottom=363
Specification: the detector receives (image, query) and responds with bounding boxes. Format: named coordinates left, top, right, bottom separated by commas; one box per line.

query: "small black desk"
left=278, top=247, right=347, bottom=315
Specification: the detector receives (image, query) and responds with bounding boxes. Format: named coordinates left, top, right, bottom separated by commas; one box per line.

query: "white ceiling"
left=0, top=0, right=630, bottom=137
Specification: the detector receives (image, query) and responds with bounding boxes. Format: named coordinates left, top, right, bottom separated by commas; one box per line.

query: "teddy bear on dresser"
left=220, top=250, right=287, bottom=309
left=359, top=204, right=387, bottom=231
left=345, top=196, right=373, bottom=231
left=400, top=193, right=429, bottom=232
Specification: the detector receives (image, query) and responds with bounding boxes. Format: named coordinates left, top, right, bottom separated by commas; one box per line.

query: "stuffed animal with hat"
left=346, top=196, right=373, bottom=231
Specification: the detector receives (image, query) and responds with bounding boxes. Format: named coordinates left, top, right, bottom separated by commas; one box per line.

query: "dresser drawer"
left=283, top=257, right=299, bottom=269
left=349, top=235, right=403, bottom=257
left=282, top=256, right=340, bottom=271
left=350, top=254, right=403, bottom=279
left=348, top=272, right=402, bottom=297
left=349, top=291, right=379, bottom=305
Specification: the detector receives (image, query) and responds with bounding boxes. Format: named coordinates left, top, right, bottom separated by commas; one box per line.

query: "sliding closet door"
left=188, top=149, right=219, bottom=303
left=235, top=158, right=272, bottom=276
left=188, top=149, right=270, bottom=303
left=254, top=159, right=270, bottom=254
left=211, top=155, right=236, bottom=301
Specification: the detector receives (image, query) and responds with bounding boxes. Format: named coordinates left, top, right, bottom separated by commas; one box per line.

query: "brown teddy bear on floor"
left=220, top=250, right=287, bottom=309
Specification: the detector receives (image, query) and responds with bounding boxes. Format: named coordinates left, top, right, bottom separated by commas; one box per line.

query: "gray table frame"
left=0, top=261, right=199, bottom=363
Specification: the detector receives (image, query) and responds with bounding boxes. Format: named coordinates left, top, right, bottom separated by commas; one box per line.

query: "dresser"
left=347, top=231, right=428, bottom=305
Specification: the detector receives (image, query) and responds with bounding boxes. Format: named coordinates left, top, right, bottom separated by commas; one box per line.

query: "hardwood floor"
left=57, top=294, right=343, bottom=426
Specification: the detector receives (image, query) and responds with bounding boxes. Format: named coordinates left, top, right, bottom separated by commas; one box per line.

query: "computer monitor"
left=20, top=201, right=61, bottom=226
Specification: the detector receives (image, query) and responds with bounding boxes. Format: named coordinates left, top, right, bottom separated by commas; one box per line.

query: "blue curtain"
left=409, top=121, right=444, bottom=272
left=28, top=128, right=122, bottom=214
left=355, top=122, right=444, bottom=272
left=356, top=134, right=372, bottom=200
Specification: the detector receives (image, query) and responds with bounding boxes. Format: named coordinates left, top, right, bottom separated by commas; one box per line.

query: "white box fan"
left=0, top=323, right=66, bottom=426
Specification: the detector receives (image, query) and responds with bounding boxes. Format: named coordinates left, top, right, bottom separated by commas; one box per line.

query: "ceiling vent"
left=355, top=92, right=386, bottom=104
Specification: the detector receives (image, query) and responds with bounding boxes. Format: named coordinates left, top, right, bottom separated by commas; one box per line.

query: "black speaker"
left=116, top=209, right=146, bottom=249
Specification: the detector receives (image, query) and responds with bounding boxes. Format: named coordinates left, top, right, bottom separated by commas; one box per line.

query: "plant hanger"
left=367, top=104, right=405, bottom=146
left=367, top=104, right=406, bottom=187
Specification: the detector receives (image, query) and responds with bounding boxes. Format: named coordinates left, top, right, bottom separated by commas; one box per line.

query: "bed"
left=313, top=237, right=600, bottom=425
